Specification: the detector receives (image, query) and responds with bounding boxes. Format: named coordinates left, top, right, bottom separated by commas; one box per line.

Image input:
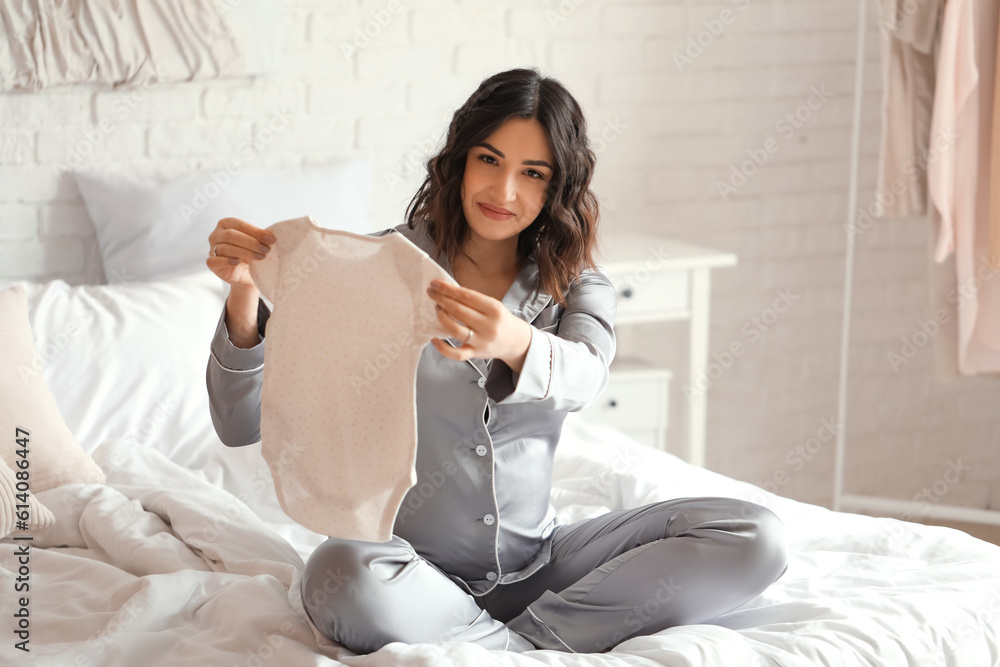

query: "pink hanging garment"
left=249, top=216, right=456, bottom=541
left=928, top=207, right=961, bottom=381
left=990, top=20, right=1000, bottom=271
left=871, top=0, right=963, bottom=380
left=928, top=0, right=1000, bottom=374
left=874, top=0, right=944, bottom=218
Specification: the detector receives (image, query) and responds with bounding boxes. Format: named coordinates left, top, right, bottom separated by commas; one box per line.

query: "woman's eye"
left=479, top=155, right=544, bottom=179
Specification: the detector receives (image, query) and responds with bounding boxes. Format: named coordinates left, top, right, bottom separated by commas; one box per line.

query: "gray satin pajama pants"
left=299, top=496, right=789, bottom=654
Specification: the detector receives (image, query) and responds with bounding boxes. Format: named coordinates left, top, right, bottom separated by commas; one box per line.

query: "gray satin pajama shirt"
left=206, top=220, right=789, bottom=654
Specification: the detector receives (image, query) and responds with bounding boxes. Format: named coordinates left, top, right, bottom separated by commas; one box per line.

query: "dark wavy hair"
left=404, top=67, right=602, bottom=308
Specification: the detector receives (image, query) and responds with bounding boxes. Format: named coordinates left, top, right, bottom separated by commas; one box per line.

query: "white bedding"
left=2, top=414, right=999, bottom=667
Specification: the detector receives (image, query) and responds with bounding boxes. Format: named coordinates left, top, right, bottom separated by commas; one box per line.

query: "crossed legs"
left=300, top=497, right=788, bottom=654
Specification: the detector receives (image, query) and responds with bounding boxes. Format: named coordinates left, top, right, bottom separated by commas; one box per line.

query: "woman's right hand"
left=206, top=217, right=276, bottom=289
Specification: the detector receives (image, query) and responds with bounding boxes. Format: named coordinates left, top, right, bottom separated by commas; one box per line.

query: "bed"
left=2, top=410, right=1000, bottom=666
left=1, top=166, right=999, bottom=666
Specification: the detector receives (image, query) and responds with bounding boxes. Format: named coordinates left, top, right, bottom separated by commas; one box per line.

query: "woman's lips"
left=478, top=203, right=514, bottom=220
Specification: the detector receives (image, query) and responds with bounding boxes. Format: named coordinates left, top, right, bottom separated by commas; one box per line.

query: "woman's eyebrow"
left=475, top=142, right=552, bottom=169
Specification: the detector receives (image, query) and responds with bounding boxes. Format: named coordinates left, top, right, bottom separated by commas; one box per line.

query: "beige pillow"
left=0, top=285, right=105, bottom=493
left=0, top=457, right=55, bottom=538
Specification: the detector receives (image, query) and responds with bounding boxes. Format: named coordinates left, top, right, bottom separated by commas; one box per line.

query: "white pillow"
left=5, top=270, right=231, bottom=470
left=74, top=158, right=376, bottom=282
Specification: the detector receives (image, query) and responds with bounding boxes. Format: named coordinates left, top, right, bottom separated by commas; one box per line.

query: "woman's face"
left=460, top=116, right=554, bottom=246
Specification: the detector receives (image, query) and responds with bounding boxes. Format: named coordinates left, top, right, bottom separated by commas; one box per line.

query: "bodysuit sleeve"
left=497, top=266, right=617, bottom=412
left=414, top=252, right=460, bottom=341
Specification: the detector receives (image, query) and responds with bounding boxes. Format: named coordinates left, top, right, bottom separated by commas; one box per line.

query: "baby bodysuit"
left=249, top=215, right=455, bottom=542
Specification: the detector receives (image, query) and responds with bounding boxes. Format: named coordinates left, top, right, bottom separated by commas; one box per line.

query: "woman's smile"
left=478, top=202, right=515, bottom=220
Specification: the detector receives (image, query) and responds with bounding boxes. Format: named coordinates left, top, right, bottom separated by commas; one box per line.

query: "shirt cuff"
left=498, top=326, right=553, bottom=404
left=209, top=299, right=266, bottom=372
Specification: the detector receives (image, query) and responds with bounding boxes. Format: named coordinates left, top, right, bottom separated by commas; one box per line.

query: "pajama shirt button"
left=477, top=377, right=486, bottom=388
left=476, top=445, right=487, bottom=456
left=486, top=571, right=498, bottom=581
left=483, top=513, right=495, bottom=525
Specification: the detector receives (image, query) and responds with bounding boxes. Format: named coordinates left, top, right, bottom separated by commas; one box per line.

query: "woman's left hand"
left=426, top=280, right=532, bottom=365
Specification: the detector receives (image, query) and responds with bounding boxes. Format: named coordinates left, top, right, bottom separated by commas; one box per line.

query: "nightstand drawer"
left=604, top=266, right=689, bottom=323
left=582, top=369, right=670, bottom=431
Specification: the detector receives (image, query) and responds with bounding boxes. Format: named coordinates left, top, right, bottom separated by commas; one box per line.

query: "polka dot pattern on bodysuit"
left=249, top=216, right=456, bottom=542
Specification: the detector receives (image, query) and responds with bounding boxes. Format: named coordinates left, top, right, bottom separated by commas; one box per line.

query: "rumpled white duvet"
left=2, top=415, right=999, bottom=667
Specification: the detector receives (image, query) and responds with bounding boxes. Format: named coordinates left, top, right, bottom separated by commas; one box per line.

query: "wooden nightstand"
left=577, top=230, right=738, bottom=467
left=577, top=360, right=673, bottom=450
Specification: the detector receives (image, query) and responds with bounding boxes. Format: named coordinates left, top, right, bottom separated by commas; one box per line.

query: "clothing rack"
left=833, top=0, right=1000, bottom=525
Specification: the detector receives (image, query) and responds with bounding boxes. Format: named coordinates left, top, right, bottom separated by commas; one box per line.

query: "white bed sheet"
left=1, top=414, right=998, bottom=666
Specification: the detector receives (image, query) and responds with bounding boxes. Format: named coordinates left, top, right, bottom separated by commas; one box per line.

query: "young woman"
left=205, top=67, right=788, bottom=654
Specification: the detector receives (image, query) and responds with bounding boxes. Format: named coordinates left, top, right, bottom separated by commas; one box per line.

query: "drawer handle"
left=619, top=287, right=633, bottom=299
left=607, top=399, right=617, bottom=408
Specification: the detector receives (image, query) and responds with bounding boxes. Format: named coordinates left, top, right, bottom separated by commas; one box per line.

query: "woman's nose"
left=494, top=169, right=517, bottom=204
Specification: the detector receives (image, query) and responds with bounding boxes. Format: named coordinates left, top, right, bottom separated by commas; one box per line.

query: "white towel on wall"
left=0, top=0, right=280, bottom=91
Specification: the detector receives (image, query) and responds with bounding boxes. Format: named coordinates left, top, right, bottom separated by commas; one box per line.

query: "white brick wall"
left=0, top=0, right=997, bottom=514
